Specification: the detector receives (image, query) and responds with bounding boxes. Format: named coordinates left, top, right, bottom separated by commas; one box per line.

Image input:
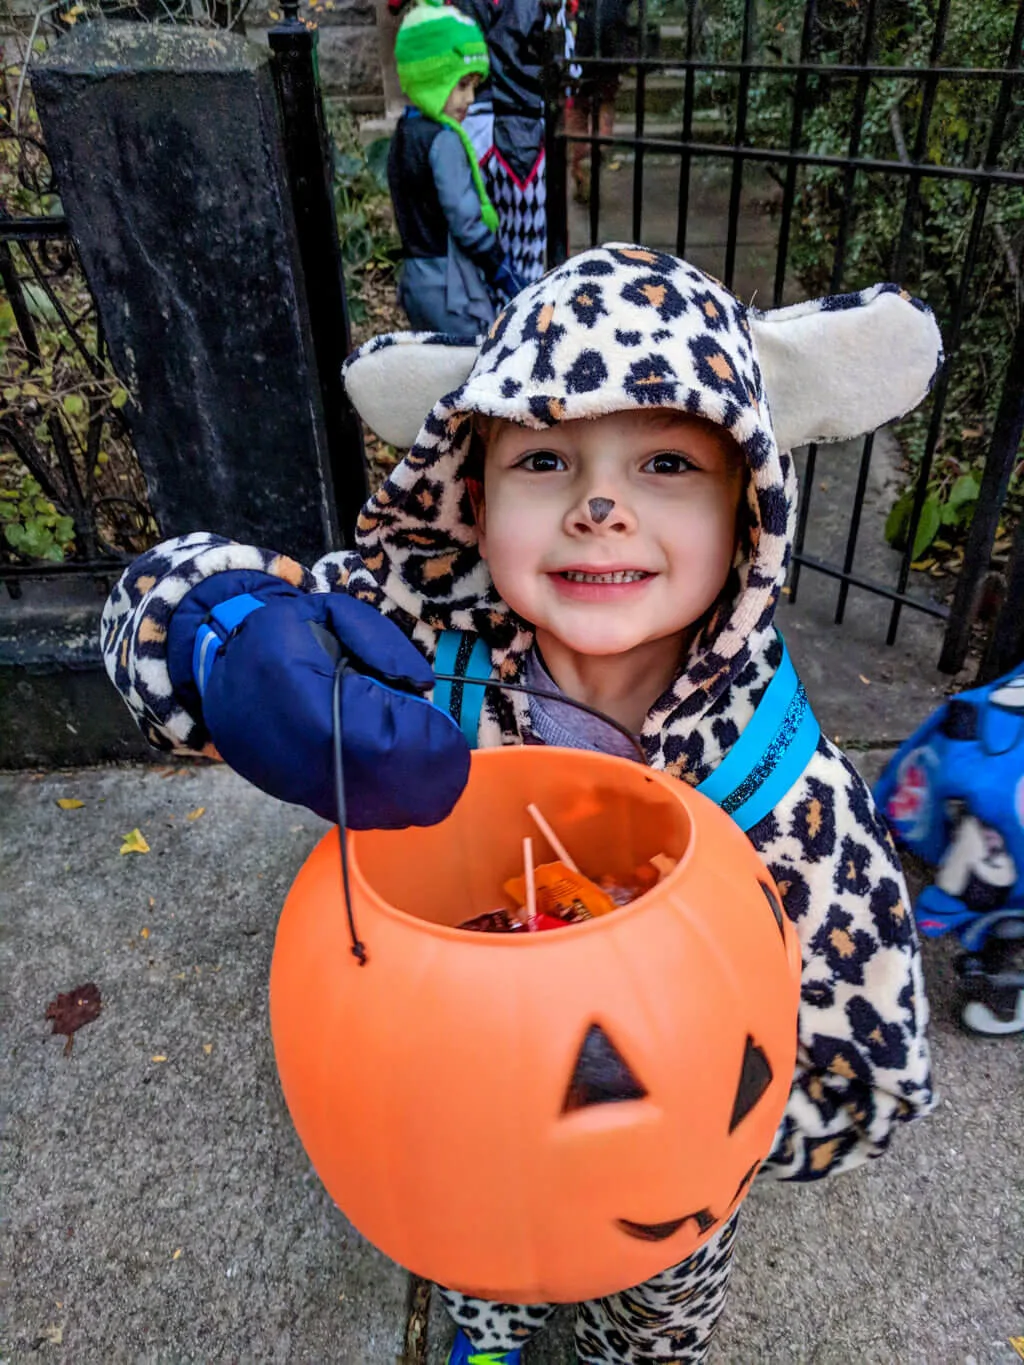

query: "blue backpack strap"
left=434, top=630, right=492, bottom=749
left=696, top=634, right=821, bottom=832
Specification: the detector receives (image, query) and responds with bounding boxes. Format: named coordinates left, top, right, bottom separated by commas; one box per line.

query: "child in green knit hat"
left=388, top=0, right=526, bottom=337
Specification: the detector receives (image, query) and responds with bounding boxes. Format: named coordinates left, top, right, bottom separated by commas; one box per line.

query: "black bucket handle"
left=330, top=661, right=649, bottom=965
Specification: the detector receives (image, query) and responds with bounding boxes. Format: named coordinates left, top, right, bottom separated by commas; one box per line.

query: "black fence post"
left=542, top=0, right=569, bottom=269
left=982, top=512, right=1024, bottom=682
left=269, top=3, right=369, bottom=543
left=940, top=309, right=1024, bottom=676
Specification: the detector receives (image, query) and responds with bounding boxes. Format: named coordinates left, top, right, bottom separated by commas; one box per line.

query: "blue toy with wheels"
left=875, top=666, right=1024, bottom=1036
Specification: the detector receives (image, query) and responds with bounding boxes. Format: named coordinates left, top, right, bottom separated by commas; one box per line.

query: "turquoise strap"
left=434, top=629, right=819, bottom=824
left=434, top=630, right=492, bottom=748
left=696, top=635, right=821, bottom=832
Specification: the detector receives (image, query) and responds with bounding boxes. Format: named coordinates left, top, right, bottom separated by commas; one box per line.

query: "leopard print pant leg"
left=574, top=1215, right=740, bottom=1364
left=437, top=1287, right=558, bottom=1352
left=438, top=1215, right=738, bottom=1361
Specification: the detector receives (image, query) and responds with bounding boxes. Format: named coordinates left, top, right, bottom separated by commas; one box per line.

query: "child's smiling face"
left=475, top=409, right=745, bottom=659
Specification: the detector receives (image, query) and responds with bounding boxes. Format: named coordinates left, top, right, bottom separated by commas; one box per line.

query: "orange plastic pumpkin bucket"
left=270, top=746, right=801, bottom=1303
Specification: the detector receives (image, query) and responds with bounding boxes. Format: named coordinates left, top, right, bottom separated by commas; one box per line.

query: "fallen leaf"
left=40, top=1325, right=63, bottom=1345
left=140, top=927, right=150, bottom=939
left=202, top=1043, right=213, bottom=1055
left=172, top=1248, right=182, bottom=1260
left=45, top=983, right=101, bottom=1057
left=120, top=828, right=150, bottom=855
left=858, top=674, right=871, bottom=685
left=55, top=798, right=85, bottom=810
left=151, top=1054, right=167, bottom=1063
left=1010, top=1339, right=1024, bottom=1362
left=186, top=807, right=206, bottom=821
left=149, top=897, right=156, bottom=908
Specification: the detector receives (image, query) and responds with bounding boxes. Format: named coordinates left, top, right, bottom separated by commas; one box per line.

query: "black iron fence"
left=0, top=174, right=151, bottom=592
left=543, top=0, right=1024, bottom=676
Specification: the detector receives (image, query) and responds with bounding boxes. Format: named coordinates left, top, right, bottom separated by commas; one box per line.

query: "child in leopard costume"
left=101, top=244, right=941, bottom=1363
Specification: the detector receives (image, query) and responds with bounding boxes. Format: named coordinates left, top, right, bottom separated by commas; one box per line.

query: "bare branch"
left=888, top=106, right=910, bottom=165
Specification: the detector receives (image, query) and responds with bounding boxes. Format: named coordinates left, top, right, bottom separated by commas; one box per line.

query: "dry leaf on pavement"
left=45, top=983, right=101, bottom=1057
left=55, top=798, right=85, bottom=810
left=120, top=828, right=150, bottom=855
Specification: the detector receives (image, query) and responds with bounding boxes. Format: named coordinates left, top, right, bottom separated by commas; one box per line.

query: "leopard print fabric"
left=440, top=1214, right=739, bottom=1362
left=101, top=246, right=935, bottom=1192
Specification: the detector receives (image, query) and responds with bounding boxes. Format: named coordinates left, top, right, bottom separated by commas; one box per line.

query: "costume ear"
left=342, top=333, right=482, bottom=448
left=749, top=285, right=943, bottom=453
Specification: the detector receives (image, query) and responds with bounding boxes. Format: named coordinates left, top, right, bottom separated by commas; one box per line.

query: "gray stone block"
left=32, top=24, right=339, bottom=564
left=313, top=23, right=380, bottom=95
left=245, top=23, right=383, bottom=100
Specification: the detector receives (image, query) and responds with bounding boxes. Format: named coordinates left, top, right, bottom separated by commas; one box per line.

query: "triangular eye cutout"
left=729, top=1037, right=773, bottom=1133
left=563, top=1024, right=648, bottom=1113
left=759, top=881, right=786, bottom=942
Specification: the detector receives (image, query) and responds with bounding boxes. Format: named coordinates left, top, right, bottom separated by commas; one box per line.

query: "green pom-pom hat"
left=394, top=0, right=500, bottom=233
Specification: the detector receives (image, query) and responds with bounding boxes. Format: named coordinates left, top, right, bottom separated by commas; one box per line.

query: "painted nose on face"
left=566, top=493, right=635, bottom=536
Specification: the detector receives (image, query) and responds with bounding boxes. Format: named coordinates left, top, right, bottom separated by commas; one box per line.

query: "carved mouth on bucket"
left=616, top=1153, right=762, bottom=1242
left=616, top=1210, right=717, bottom=1242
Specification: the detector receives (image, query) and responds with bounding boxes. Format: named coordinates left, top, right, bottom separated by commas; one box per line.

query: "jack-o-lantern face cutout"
left=271, top=748, right=802, bottom=1304
left=560, top=1023, right=775, bottom=1245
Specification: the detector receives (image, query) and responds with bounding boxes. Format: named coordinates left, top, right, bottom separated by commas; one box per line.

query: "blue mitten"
left=167, top=577, right=470, bottom=828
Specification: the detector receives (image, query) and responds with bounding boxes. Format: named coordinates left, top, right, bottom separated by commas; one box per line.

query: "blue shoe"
left=446, top=1328, right=523, bottom=1365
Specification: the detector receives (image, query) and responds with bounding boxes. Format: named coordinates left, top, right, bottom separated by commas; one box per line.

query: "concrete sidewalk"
left=2, top=755, right=1021, bottom=1365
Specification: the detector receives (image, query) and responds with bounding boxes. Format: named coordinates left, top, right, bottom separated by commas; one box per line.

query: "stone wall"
left=245, top=0, right=385, bottom=110
left=0, top=1, right=389, bottom=111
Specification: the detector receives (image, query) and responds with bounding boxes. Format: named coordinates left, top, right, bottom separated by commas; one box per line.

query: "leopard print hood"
left=340, top=244, right=941, bottom=772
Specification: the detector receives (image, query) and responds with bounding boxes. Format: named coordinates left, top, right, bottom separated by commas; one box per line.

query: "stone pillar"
left=32, top=23, right=340, bottom=564
left=374, top=0, right=405, bottom=119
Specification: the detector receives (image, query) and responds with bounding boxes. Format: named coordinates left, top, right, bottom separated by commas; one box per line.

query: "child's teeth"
left=563, top=570, right=647, bottom=583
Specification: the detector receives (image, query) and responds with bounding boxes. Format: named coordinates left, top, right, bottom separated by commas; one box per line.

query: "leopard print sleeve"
left=747, top=736, right=936, bottom=1181
left=101, top=533, right=318, bottom=755
left=101, top=535, right=438, bottom=756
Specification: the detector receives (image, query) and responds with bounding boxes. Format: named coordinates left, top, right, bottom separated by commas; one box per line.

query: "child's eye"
left=643, top=452, right=696, bottom=475
left=516, top=451, right=567, bottom=473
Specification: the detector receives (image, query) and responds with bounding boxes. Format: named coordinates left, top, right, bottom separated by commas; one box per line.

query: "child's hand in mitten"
left=168, top=583, right=470, bottom=828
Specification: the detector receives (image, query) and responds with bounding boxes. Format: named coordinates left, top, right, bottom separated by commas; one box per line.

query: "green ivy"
left=327, top=106, right=402, bottom=326
left=0, top=473, right=76, bottom=563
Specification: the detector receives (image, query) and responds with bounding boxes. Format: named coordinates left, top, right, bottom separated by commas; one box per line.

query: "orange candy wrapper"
left=504, top=861, right=616, bottom=922
left=456, top=798, right=678, bottom=934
